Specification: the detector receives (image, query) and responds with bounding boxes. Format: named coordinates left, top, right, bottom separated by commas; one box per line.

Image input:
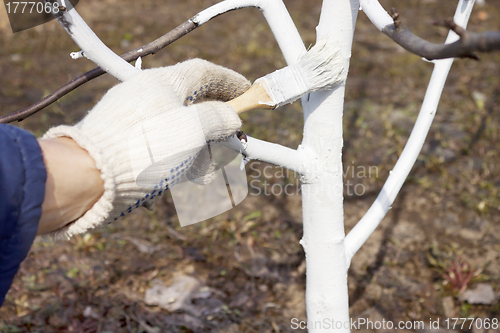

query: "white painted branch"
left=194, top=0, right=306, bottom=64
left=298, top=0, right=360, bottom=331
left=359, top=0, right=394, bottom=31
left=243, top=136, right=309, bottom=175
left=48, top=0, right=139, bottom=81
left=345, top=0, right=476, bottom=261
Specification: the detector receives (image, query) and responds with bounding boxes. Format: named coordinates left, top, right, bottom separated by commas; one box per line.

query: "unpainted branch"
left=383, top=8, right=500, bottom=61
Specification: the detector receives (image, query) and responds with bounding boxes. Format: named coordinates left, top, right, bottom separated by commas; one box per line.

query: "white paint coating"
left=70, top=50, right=84, bottom=59
left=213, top=0, right=475, bottom=330
left=297, top=0, right=360, bottom=331
left=258, top=66, right=309, bottom=107
left=55, top=1, right=139, bottom=81
left=359, top=0, right=393, bottom=31
left=256, top=38, right=345, bottom=108
left=135, top=56, right=142, bottom=70
left=222, top=134, right=308, bottom=175
left=345, top=0, right=476, bottom=261
left=243, top=135, right=309, bottom=175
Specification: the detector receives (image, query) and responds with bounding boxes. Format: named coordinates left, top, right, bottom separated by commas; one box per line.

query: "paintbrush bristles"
left=224, top=38, right=346, bottom=114
left=298, top=39, right=346, bottom=93
left=258, top=38, right=346, bottom=108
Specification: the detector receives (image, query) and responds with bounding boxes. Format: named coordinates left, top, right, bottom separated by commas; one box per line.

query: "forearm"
left=37, top=137, right=104, bottom=235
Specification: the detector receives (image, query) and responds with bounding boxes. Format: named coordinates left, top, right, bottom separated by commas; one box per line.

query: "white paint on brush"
left=256, top=66, right=309, bottom=107
left=257, top=39, right=345, bottom=108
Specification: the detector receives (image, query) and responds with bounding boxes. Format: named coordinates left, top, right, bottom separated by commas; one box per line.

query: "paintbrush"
left=226, top=39, right=346, bottom=114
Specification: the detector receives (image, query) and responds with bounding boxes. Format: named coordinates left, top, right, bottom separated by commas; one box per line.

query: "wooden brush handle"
left=226, top=81, right=275, bottom=114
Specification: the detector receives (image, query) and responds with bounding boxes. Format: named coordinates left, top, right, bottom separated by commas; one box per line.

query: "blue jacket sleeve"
left=0, top=124, right=46, bottom=306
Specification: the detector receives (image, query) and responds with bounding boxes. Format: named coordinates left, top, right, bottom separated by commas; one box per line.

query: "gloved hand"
left=43, top=59, right=250, bottom=239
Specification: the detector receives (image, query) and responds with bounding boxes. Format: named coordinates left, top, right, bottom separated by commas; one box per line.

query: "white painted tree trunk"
left=299, top=1, right=359, bottom=331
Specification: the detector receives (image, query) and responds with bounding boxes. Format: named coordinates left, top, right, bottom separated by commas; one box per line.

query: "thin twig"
left=0, top=19, right=198, bottom=124
left=382, top=8, right=500, bottom=61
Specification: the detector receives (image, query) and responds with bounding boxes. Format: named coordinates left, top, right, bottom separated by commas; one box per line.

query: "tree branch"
left=223, top=134, right=309, bottom=176
left=46, top=0, right=140, bottom=81
left=383, top=8, right=500, bottom=61
left=0, top=19, right=198, bottom=124
left=345, top=0, right=476, bottom=261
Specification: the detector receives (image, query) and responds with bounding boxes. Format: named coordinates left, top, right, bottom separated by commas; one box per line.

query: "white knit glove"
left=43, top=59, right=250, bottom=238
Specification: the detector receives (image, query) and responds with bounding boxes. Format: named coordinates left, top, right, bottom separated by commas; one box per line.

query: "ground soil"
left=0, top=0, right=499, bottom=332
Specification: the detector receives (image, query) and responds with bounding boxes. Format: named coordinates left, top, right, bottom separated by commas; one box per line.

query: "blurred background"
left=0, top=0, right=499, bottom=332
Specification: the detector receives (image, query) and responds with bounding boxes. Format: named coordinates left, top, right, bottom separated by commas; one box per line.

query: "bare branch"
left=433, top=18, right=466, bottom=38
left=383, top=8, right=500, bottom=61
left=0, top=19, right=197, bottom=124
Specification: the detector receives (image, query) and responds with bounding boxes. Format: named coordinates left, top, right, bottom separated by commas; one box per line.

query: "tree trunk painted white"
left=298, top=1, right=359, bottom=331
